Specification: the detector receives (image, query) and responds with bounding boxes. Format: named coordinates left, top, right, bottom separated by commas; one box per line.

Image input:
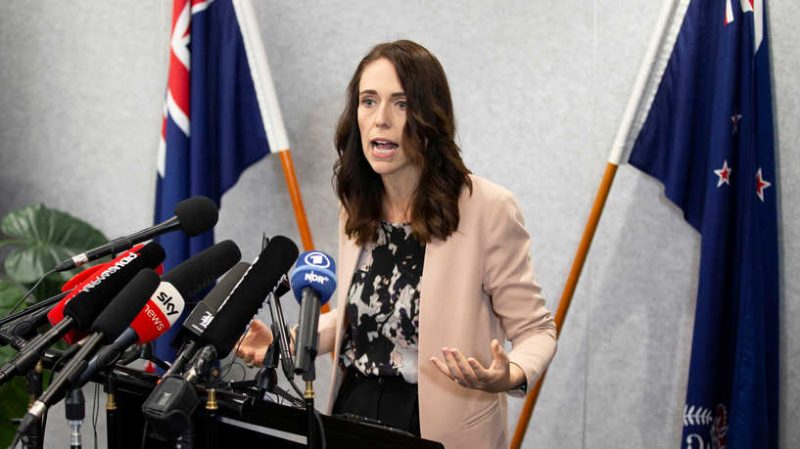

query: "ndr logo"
left=304, top=272, right=329, bottom=285
left=304, top=251, right=331, bottom=268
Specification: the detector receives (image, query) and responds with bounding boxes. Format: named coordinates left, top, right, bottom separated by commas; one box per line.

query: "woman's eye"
left=360, top=98, right=376, bottom=107
left=396, top=100, right=408, bottom=110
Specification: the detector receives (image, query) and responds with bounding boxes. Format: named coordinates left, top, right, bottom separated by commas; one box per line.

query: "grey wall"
left=1, top=1, right=797, bottom=448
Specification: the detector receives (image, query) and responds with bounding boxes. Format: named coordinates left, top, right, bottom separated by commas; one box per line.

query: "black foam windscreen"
left=174, top=196, right=218, bottom=237
left=161, top=240, right=241, bottom=297
left=201, top=235, right=298, bottom=356
left=91, top=269, right=160, bottom=343
left=64, top=241, right=166, bottom=329
left=181, top=261, right=251, bottom=339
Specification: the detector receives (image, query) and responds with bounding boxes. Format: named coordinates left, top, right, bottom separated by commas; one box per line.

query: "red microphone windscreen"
left=129, top=282, right=187, bottom=343
left=47, top=243, right=165, bottom=344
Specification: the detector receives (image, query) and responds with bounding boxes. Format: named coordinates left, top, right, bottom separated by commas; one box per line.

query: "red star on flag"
left=756, top=168, right=771, bottom=201
left=714, top=160, right=732, bottom=187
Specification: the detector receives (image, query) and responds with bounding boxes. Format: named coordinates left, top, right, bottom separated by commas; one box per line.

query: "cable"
left=92, top=384, right=100, bottom=449
left=6, top=268, right=57, bottom=315
left=139, top=421, right=148, bottom=449
left=288, top=377, right=304, bottom=400
left=313, top=408, right=327, bottom=449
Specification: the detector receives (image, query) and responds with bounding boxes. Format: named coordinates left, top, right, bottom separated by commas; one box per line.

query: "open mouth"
left=370, top=139, right=399, bottom=158
left=371, top=138, right=399, bottom=150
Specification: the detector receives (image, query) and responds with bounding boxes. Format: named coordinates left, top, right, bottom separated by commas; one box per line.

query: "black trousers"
left=332, top=367, right=421, bottom=437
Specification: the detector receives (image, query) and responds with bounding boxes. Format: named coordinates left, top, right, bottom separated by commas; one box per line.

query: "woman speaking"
left=238, top=40, right=557, bottom=449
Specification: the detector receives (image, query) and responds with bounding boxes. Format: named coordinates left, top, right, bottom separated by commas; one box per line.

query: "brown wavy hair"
left=333, top=40, right=472, bottom=245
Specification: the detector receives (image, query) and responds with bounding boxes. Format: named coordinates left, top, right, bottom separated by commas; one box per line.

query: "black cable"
left=225, top=361, right=247, bottom=382
left=6, top=268, right=57, bottom=315
left=92, top=384, right=100, bottom=449
left=313, top=407, right=327, bottom=449
left=52, top=344, right=81, bottom=373
left=139, top=421, right=148, bottom=449
left=288, top=376, right=304, bottom=400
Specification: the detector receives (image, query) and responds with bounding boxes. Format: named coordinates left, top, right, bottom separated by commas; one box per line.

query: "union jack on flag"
left=628, top=0, right=779, bottom=448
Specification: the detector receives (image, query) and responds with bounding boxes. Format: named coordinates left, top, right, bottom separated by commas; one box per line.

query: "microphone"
left=161, top=261, right=251, bottom=379
left=197, top=235, right=298, bottom=365
left=75, top=241, right=241, bottom=384
left=53, top=196, right=217, bottom=272
left=182, top=261, right=251, bottom=339
left=0, top=242, right=165, bottom=385
left=291, top=251, right=337, bottom=378
left=19, top=269, right=161, bottom=434
left=141, top=236, right=298, bottom=440
left=47, top=243, right=166, bottom=345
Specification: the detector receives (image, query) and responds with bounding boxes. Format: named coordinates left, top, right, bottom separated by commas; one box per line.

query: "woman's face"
left=357, top=58, right=419, bottom=186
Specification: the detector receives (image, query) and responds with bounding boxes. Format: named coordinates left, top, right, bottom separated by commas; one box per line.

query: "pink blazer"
left=318, top=175, right=557, bottom=448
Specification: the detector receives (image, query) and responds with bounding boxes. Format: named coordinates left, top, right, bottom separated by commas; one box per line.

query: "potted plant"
left=0, top=204, right=107, bottom=446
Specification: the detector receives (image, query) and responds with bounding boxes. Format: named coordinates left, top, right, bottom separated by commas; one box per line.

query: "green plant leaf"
left=0, top=279, right=26, bottom=317
left=0, top=367, right=29, bottom=447
left=1, top=204, right=107, bottom=283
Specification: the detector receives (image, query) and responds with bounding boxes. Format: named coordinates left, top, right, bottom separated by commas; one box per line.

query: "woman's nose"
left=375, top=103, right=391, bottom=128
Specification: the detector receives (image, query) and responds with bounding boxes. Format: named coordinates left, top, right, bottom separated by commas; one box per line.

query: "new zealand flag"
left=628, top=1, right=779, bottom=448
left=154, top=0, right=271, bottom=361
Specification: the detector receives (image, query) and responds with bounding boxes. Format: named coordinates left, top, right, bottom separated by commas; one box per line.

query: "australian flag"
left=628, top=0, right=778, bottom=448
left=154, top=0, right=271, bottom=360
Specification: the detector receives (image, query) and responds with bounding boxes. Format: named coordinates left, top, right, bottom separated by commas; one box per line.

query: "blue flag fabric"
left=154, top=0, right=271, bottom=361
left=628, top=1, right=779, bottom=448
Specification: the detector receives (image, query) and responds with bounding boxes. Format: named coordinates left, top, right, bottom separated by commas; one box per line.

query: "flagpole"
left=233, top=0, right=316, bottom=252
left=278, top=149, right=315, bottom=250
left=509, top=1, right=684, bottom=447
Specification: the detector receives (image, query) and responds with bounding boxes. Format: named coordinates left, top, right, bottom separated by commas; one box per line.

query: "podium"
left=106, top=366, right=444, bottom=449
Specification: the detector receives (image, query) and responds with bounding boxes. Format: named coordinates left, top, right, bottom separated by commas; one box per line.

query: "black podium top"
left=107, top=366, right=444, bottom=449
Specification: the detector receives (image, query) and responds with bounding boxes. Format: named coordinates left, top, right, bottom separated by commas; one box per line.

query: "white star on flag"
left=756, top=168, right=771, bottom=201
left=714, top=160, right=732, bottom=187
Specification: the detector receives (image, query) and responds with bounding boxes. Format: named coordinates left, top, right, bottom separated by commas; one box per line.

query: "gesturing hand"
left=430, top=339, right=525, bottom=393
left=235, top=319, right=273, bottom=367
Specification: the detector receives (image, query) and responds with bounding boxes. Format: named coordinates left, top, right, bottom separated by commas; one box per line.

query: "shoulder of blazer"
left=464, top=174, right=521, bottom=217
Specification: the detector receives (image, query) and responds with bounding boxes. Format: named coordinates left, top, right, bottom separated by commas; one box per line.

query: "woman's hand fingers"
left=442, top=347, right=466, bottom=381
left=489, top=339, right=510, bottom=370
left=448, top=348, right=481, bottom=386
left=429, top=340, right=514, bottom=393
left=430, top=356, right=451, bottom=378
left=236, top=319, right=273, bottom=367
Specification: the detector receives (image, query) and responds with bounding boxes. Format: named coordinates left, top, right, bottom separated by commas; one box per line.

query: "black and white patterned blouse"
left=340, top=221, right=425, bottom=384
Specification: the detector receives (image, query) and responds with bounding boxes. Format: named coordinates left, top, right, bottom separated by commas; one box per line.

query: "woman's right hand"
left=235, top=319, right=274, bottom=367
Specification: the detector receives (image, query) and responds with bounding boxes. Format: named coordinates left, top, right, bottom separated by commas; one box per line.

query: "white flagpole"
left=234, top=0, right=316, bottom=252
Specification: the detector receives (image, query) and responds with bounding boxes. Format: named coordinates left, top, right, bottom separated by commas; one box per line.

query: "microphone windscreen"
left=129, top=281, right=188, bottom=344
left=91, top=269, right=160, bottom=343
left=162, top=240, right=241, bottom=297
left=202, top=235, right=298, bottom=356
left=290, top=251, right=337, bottom=305
left=181, top=261, right=251, bottom=339
left=63, top=242, right=166, bottom=329
left=60, top=263, right=109, bottom=293
left=174, top=196, right=218, bottom=237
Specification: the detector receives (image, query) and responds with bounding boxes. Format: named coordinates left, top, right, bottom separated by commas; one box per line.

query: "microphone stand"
left=203, top=368, right=220, bottom=449
left=265, top=285, right=300, bottom=393
left=65, top=388, right=85, bottom=449
left=301, top=336, right=320, bottom=449
left=0, top=291, right=69, bottom=328
left=106, top=372, right=120, bottom=449
left=0, top=291, right=71, bottom=349
left=20, top=361, right=45, bottom=449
